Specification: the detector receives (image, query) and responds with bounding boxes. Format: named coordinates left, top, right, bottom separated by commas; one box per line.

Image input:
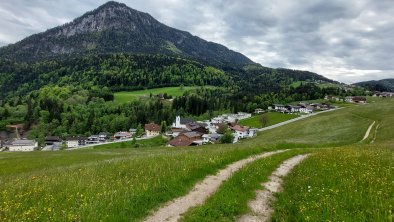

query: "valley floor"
left=0, top=98, right=393, bottom=221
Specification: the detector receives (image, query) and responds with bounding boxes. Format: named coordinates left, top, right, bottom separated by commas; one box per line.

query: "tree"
left=217, top=123, right=228, bottom=134
left=220, top=130, right=234, bottom=143
left=160, top=121, right=167, bottom=133
left=260, top=113, right=270, bottom=127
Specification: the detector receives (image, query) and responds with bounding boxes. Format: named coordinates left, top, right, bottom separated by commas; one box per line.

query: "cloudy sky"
left=0, top=0, right=393, bottom=83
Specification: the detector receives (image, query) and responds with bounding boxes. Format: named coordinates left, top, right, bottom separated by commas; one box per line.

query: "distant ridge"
left=354, top=78, right=394, bottom=92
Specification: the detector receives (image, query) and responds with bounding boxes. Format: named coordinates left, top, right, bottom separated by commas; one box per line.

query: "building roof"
left=186, top=123, right=206, bottom=131
left=145, top=123, right=161, bottom=132
left=114, top=132, right=131, bottom=137
left=182, top=131, right=203, bottom=139
left=180, top=117, right=194, bottom=125
left=230, top=125, right=249, bottom=132
left=11, top=139, right=37, bottom=146
left=168, top=136, right=193, bottom=147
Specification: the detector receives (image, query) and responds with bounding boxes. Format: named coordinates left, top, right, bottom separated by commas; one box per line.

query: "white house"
left=67, top=137, right=87, bottom=148
left=248, top=128, right=258, bottom=138
left=289, top=105, right=301, bottom=113
left=145, top=124, right=161, bottom=137
left=202, top=134, right=210, bottom=144
left=8, top=139, right=38, bottom=152
left=299, top=106, right=313, bottom=114
left=273, top=104, right=287, bottom=112
left=231, top=125, right=250, bottom=139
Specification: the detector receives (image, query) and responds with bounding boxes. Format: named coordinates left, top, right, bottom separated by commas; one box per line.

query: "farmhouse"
left=186, top=123, right=208, bottom=134
left=113, top=132, right=132, bottom=140
left=66, top=137, right=87, bottom=148
left=8, top=139, right=38, bottom=152
left=254, top=108, right=265, bottom=114
left=145, top=123, right=161, bottom=137
left=230, top=125, right=250, bottom=140
left=167, top=131, right=203, bottom=147
left=99, top=132, right=111, bottom=142
left=273, top=104, right=287, bottom=112
left=299, top=105, right=314, bottom=114
left=45, top=136, right=62, bottom=146
left=87, top=135, right=100, bottom=144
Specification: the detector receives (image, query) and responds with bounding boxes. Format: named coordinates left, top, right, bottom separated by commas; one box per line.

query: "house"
left=288, top=105, right=301, bottom=113
left=8, top=139, right=38, bottom=152
left=209, top=133, right=222, bottom=143
left=353, top=96, right=367, bottom=103
left=299, top=105, right=314, bottom=114
left=202, top=134, right=210, bottom=144
left=273, top=104, right=287, bottom=112
left=99, top=132, right=111, bottom=142
left=186, top=123, right=208, bottom=134
left=45, top=136, right=62, bottom=146
left=66, top=137, right=87, bottom=148
left=168, top=131, right=202, bottom=147
left=169, top=128, right=190, bottom=137
left=113, top=132, right=131, bottom=140
left=86, top=135, right=100, bottom=144
left=254, top=108, right=265, bottom=114
left=129, top=128, right=137, bottom=135
left=172, top=116, right=194, bottom=129
left=345, top=96, right=354, bottom=103
left=145, top=123, right=161, bottom=137
left=230, top=125, right=250, bottom=139
left=168, top=136, right=193, bottom=147
left=248, top=128, right=258, bottom=138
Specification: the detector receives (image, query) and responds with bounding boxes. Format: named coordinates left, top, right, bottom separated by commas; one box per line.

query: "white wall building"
left=8, top=139, right=38, bottom=152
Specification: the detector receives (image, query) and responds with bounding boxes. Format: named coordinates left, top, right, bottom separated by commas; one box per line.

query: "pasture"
left=0, top=98, right=393, bottom=221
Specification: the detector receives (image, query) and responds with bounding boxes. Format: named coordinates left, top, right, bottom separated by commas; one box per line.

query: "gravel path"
left=238, top=154, right=310, bottom=222
left=361, top=121, right=376, bottom=142
left=143, top=150, right=289, bottom=222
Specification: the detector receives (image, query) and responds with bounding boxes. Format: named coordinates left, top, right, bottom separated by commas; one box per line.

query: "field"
left=93, top=136, right=168, bottom=149
left=113, top=86, right=212, bottom=103
left=0, top=98, right=393, bottom=221
left=239, top=112, right=298, bottom=128
left=272, top=145, right=394, bottom=221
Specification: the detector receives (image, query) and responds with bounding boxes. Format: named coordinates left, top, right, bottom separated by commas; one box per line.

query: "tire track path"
left=144, top=150, right=288, bottom=222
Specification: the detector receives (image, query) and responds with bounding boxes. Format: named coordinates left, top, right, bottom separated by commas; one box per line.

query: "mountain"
left=354, top=79, right=394, bottom=92
left=0, top=1, right=253, bottom=68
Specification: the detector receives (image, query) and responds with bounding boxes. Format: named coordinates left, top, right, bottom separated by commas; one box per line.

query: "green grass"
left=272, top=145, right=394, bottom=221
left=239, top=112, right=298, bottom=128
left=0, top=144, right=276, bottom=222
left=0, top=98, right=392, bottom=221
left=113, top=86, right=214, bottom=103
left=93, top=136, right=168, bottom=149
left=181, top=149, right=308, bottom=222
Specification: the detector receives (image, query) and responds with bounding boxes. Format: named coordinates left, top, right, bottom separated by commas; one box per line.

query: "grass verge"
left=93, top=136, right=168, bottom=149
left=181, top=149, right=309, bottom=222
left=0, top=145, right=276, bottom=222
left=271, top=145, right=394, bottom=221
left=239, top=112, right=298, bottom=128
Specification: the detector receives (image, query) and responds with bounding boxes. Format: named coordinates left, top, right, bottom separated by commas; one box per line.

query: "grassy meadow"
left=93, top=136, right=168, bottom=149
left=239, top=112, right=298, bottom=128
left=272, top=145, right=394, bottom=221
left=113, top=86, right=213, bottom=103
left=0, top=98, right=393, bottom=221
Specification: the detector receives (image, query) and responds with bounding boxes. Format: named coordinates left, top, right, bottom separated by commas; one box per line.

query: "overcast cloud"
left=0, top=0, right=393, bottom=83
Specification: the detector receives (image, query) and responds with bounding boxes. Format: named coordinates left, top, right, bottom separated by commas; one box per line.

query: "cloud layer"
left=0, top=0, right=393, bottom=83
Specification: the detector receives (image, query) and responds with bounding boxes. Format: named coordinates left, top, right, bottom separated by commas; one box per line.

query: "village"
left=0, top=94, right=383, bottom=152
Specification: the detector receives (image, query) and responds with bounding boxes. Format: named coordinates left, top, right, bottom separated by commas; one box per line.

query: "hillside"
left=354, top=78, right=394, bottom=92
left=0, top=1, right=253, bottom=68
